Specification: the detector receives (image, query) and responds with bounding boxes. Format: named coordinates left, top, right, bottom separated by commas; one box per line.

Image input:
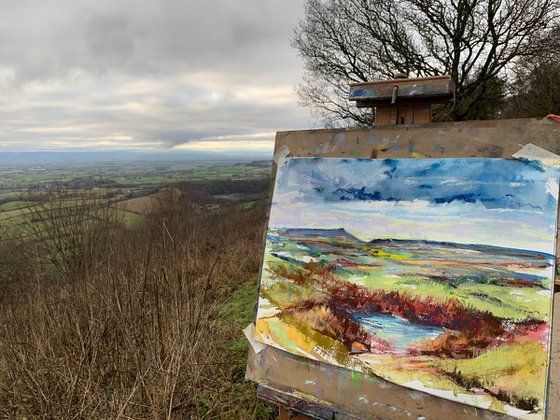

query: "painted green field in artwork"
left=256, top=229, right=551, bottom=417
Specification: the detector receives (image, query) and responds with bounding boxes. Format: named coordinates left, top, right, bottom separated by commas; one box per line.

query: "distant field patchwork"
left=0, top=159, right=271, bottom=239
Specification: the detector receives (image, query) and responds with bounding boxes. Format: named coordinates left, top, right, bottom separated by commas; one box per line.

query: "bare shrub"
left=0, top=187, right=273, bottom=419
left=24, top=186, right=123, bottom=278
left=0, top=239, right=32, bottom=301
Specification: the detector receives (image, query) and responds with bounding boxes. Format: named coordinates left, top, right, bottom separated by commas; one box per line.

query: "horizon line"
left=272, top=226, right=555, bottom=258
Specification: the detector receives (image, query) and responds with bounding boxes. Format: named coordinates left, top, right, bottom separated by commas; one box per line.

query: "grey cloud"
left=0, top=0, right=313, bottom=152
left=0, top=0, right=303, bottom=84
left=84, top=13, right=137, bottom=69
left=0, top=75, right=309, bottom=151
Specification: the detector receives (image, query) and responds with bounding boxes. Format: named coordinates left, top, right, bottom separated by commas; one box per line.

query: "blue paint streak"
left=408, top=140, right=415, bottom=153
left=266, top=233, right=281, bottom=243
left=350, top=88, right=369, bottom=98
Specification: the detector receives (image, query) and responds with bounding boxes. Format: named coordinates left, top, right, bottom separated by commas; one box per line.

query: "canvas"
left=254, top=157, right=559, bottom=419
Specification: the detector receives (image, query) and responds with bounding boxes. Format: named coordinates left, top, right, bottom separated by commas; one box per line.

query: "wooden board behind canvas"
left=247, top=117, right=560, bottom=419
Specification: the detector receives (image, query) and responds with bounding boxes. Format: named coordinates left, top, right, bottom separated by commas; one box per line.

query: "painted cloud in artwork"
left=254, top=158, right=559, bottom=419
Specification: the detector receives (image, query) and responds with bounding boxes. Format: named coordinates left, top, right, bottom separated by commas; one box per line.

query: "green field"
left=0, top=159, right=271, bottom=239
left=0, top=160, right=270, bottom=191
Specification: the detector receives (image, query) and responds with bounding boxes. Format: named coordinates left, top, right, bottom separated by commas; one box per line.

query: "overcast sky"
left=0, top=0, right=311, bottom=154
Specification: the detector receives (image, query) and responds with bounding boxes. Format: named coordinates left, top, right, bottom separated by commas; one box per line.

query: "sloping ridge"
left=282, top=228, right=362, bottom=243
left=368, top=238, right=553, bottom=259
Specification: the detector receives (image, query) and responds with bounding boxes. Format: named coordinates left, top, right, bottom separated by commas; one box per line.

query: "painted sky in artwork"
left=257, top=156, right=559, bottom=418
left=269, top=158, right=560, bottom=254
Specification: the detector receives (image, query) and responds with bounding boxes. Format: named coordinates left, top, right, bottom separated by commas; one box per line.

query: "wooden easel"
left=275, top=74, right=454, bottom=420
left=250, top=74, right=560, bottom=420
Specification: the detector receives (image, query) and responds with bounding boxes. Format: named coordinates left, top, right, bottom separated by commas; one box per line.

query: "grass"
left=0, top=200, right=29, bottom=212
left=215, top=284, right=276, bottom=419
left=117, top=208, right=143, bottom=226
left=0, top=193, right=141, bottom=240
left=221, top=283, right=258, bottom=329
left=0, top=208, right=26, bottom=222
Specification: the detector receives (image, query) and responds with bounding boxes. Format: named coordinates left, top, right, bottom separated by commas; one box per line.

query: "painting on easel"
left=254, top=157, right=558, bottom=419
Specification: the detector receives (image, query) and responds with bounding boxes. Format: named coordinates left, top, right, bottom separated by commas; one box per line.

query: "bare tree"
left=505, top=26, right=560, bottom=117
left=24, top=186, right=123, bottom=278
left=293, top=0, right=559, bottom=125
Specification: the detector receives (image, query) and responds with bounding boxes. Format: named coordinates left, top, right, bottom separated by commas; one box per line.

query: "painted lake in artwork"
left=254, top=158, right=559, bottom=419
left=353, top=311, right=451, bottom=352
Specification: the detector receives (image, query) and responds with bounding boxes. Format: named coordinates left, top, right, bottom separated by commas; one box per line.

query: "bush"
left=0, top=184, right=274, bottom=419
